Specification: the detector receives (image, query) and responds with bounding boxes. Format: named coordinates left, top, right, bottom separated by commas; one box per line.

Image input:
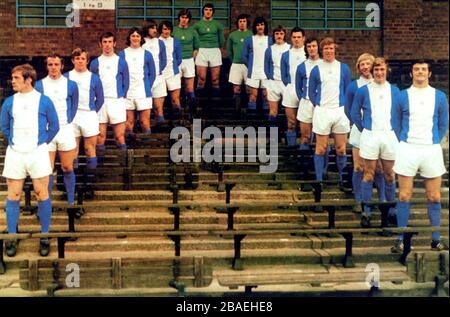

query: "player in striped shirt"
left=309, top=37, right=352, bottom=191
left=391, top=60, right=449, bottom=252
left=351, top=57, right=400, bottom=228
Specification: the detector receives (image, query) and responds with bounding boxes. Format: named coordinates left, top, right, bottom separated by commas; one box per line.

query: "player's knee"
left=61, top=163, right=73, bottom=173
left=384, top=173, right=395, bottom=183
left=7, top=192, right=22, bottom=201
left=399, top=191, right=412, bottom=202
left=335, top=145, right=346, bottom=156
left=212, top=77, right=220, bottom=86
left=427, top=192, right=441, bottom=203
left=354, top=164, right=364, bottom=173
left=363, top=170, right=375, bottom=182
left=315, top=145, right=327, bottom=156
left=34, top=188, right=49, bottom=201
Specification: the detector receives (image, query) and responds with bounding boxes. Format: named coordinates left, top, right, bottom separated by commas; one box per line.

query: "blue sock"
left=374, top=170, right=386, bottom=202
left=48, top=174, right=54, bottom=196
left=64, top=171, right=76, bottom=205
left=352, top=170, right=363, bottom=202
left=397, top=201, right=411, bottom=241
left=361, top=180, right=374, bottom=215
left=187, top=91, right=195, bottom=99
left=336, top=155, right=347, bottom=182
left=385, top=181, right=397, bottom=217
left=299, top=143, right=311, bottom=151
left=6, top=199, right=20, bottom=234
left=212, top=87, right=221, bottom=97
left=117, top=143, right=127, bottom=151
left=428, top=202, right=441, bottom=241
left=248, top=101, right=256, bottom=110
left=96, top=144, right=106, bottom=152
left=314, top=154, right=325, bottom=181
left=157, top=115, right=165, bottom=123
left=268, top=115, right=277, bottom=122
left=323, top=145, right=330, bottom=174
left=73, top=158, right=79, bottom=169
left=286, top=131, right=297, bottom=146
left=86, top=157, right=97, bottom=169
left=38, top=198, right=52, bottom=233
left=262, top=100, right=269, bottom=110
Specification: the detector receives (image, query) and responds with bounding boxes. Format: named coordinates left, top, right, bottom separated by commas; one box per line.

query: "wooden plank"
left=28, top=260, right=39, bottom=291
left=416, top=252, right=426, bottom=283
left=194, top=256, right=204, bottom=287
left=112, top=258, right=122, bottom=289
left=218, top=271, right=410, bottom=287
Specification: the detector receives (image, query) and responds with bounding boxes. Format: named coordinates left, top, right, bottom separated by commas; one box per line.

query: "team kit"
left=1, top=4, right=448, bottom=257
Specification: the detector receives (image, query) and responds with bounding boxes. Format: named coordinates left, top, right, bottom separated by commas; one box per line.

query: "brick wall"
left=0, top=0, right=447, bottom=78
left=384, top=0, right=449, bottom=60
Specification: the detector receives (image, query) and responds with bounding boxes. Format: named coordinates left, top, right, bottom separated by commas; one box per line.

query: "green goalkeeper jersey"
left=173, top=26, right=200, bottom=60
left=193, top=19, right=225, bottom=49
left=227, top=29, right=252, bottom=64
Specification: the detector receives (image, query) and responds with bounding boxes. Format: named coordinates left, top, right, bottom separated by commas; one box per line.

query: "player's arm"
left=241, top=37, right=251, bottom=67
left=120, top=57, right=130, bottom=98
left=351, top=87, right=365, bottom=132
left=280, top=52, right=289, bottom=86
left=1, top=98, right=12, bottom=144
left=344, top=82, right=356, bottom=122
left=175, top=39, right=182, bottom=67
left=226, top=34, right=233, bottom=62
left=264, top=47, right=273, bottom=80
left=437, top=91, right=449, bottom=142
left=308, top=66, right=320, bottom=106
left=44, top=97, right=60, bottom=143
left=391, top=90, right=405, bottom=141
left=193, top=29, right=200, bottom=58
left=94, top=75, right=104, bottom=112
left=342, top=64, right=352, bottom=94
left=146, top=51, right=157, bottom=89
left=217, top=21, right=225, bottom=48
left=159, top=40, right=167, bottom=74
left=69, top=80, right=79, bottom=123
left=295, top=63, right=306, bottom=101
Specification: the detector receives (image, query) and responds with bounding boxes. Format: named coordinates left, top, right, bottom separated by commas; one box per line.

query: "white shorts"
left=195, top=48, right=222, bottom=67
left=312, top=106, right=350, bottom=135
left=48, top=124, right=77, bottom=152
left=229, top=63, right=248, bottom=85
left=393, top=142, right=446, bottom=178
left=98, top=97, right=126, bottom=125
left=125, top=97, right=153, bottom=111
left=267, top=80, right=285, bottom=102
left=164, top=73, right=182, bottom=91
left=359, top=129, right=398, bottom=161
left=349, top=125, right=362, bottom=148
left=2, top=143, right=52, bottom=179
left=282, top=84, right=300, bottom=108
left=151, top=76, right=168, bottom=99
left=246, top=78, right=268, bottom=89
left=72, top=110, right=100, bottom=138
left=180, top=58, right=195, bottom=78
left=296, top=98, right=314, bottom=123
